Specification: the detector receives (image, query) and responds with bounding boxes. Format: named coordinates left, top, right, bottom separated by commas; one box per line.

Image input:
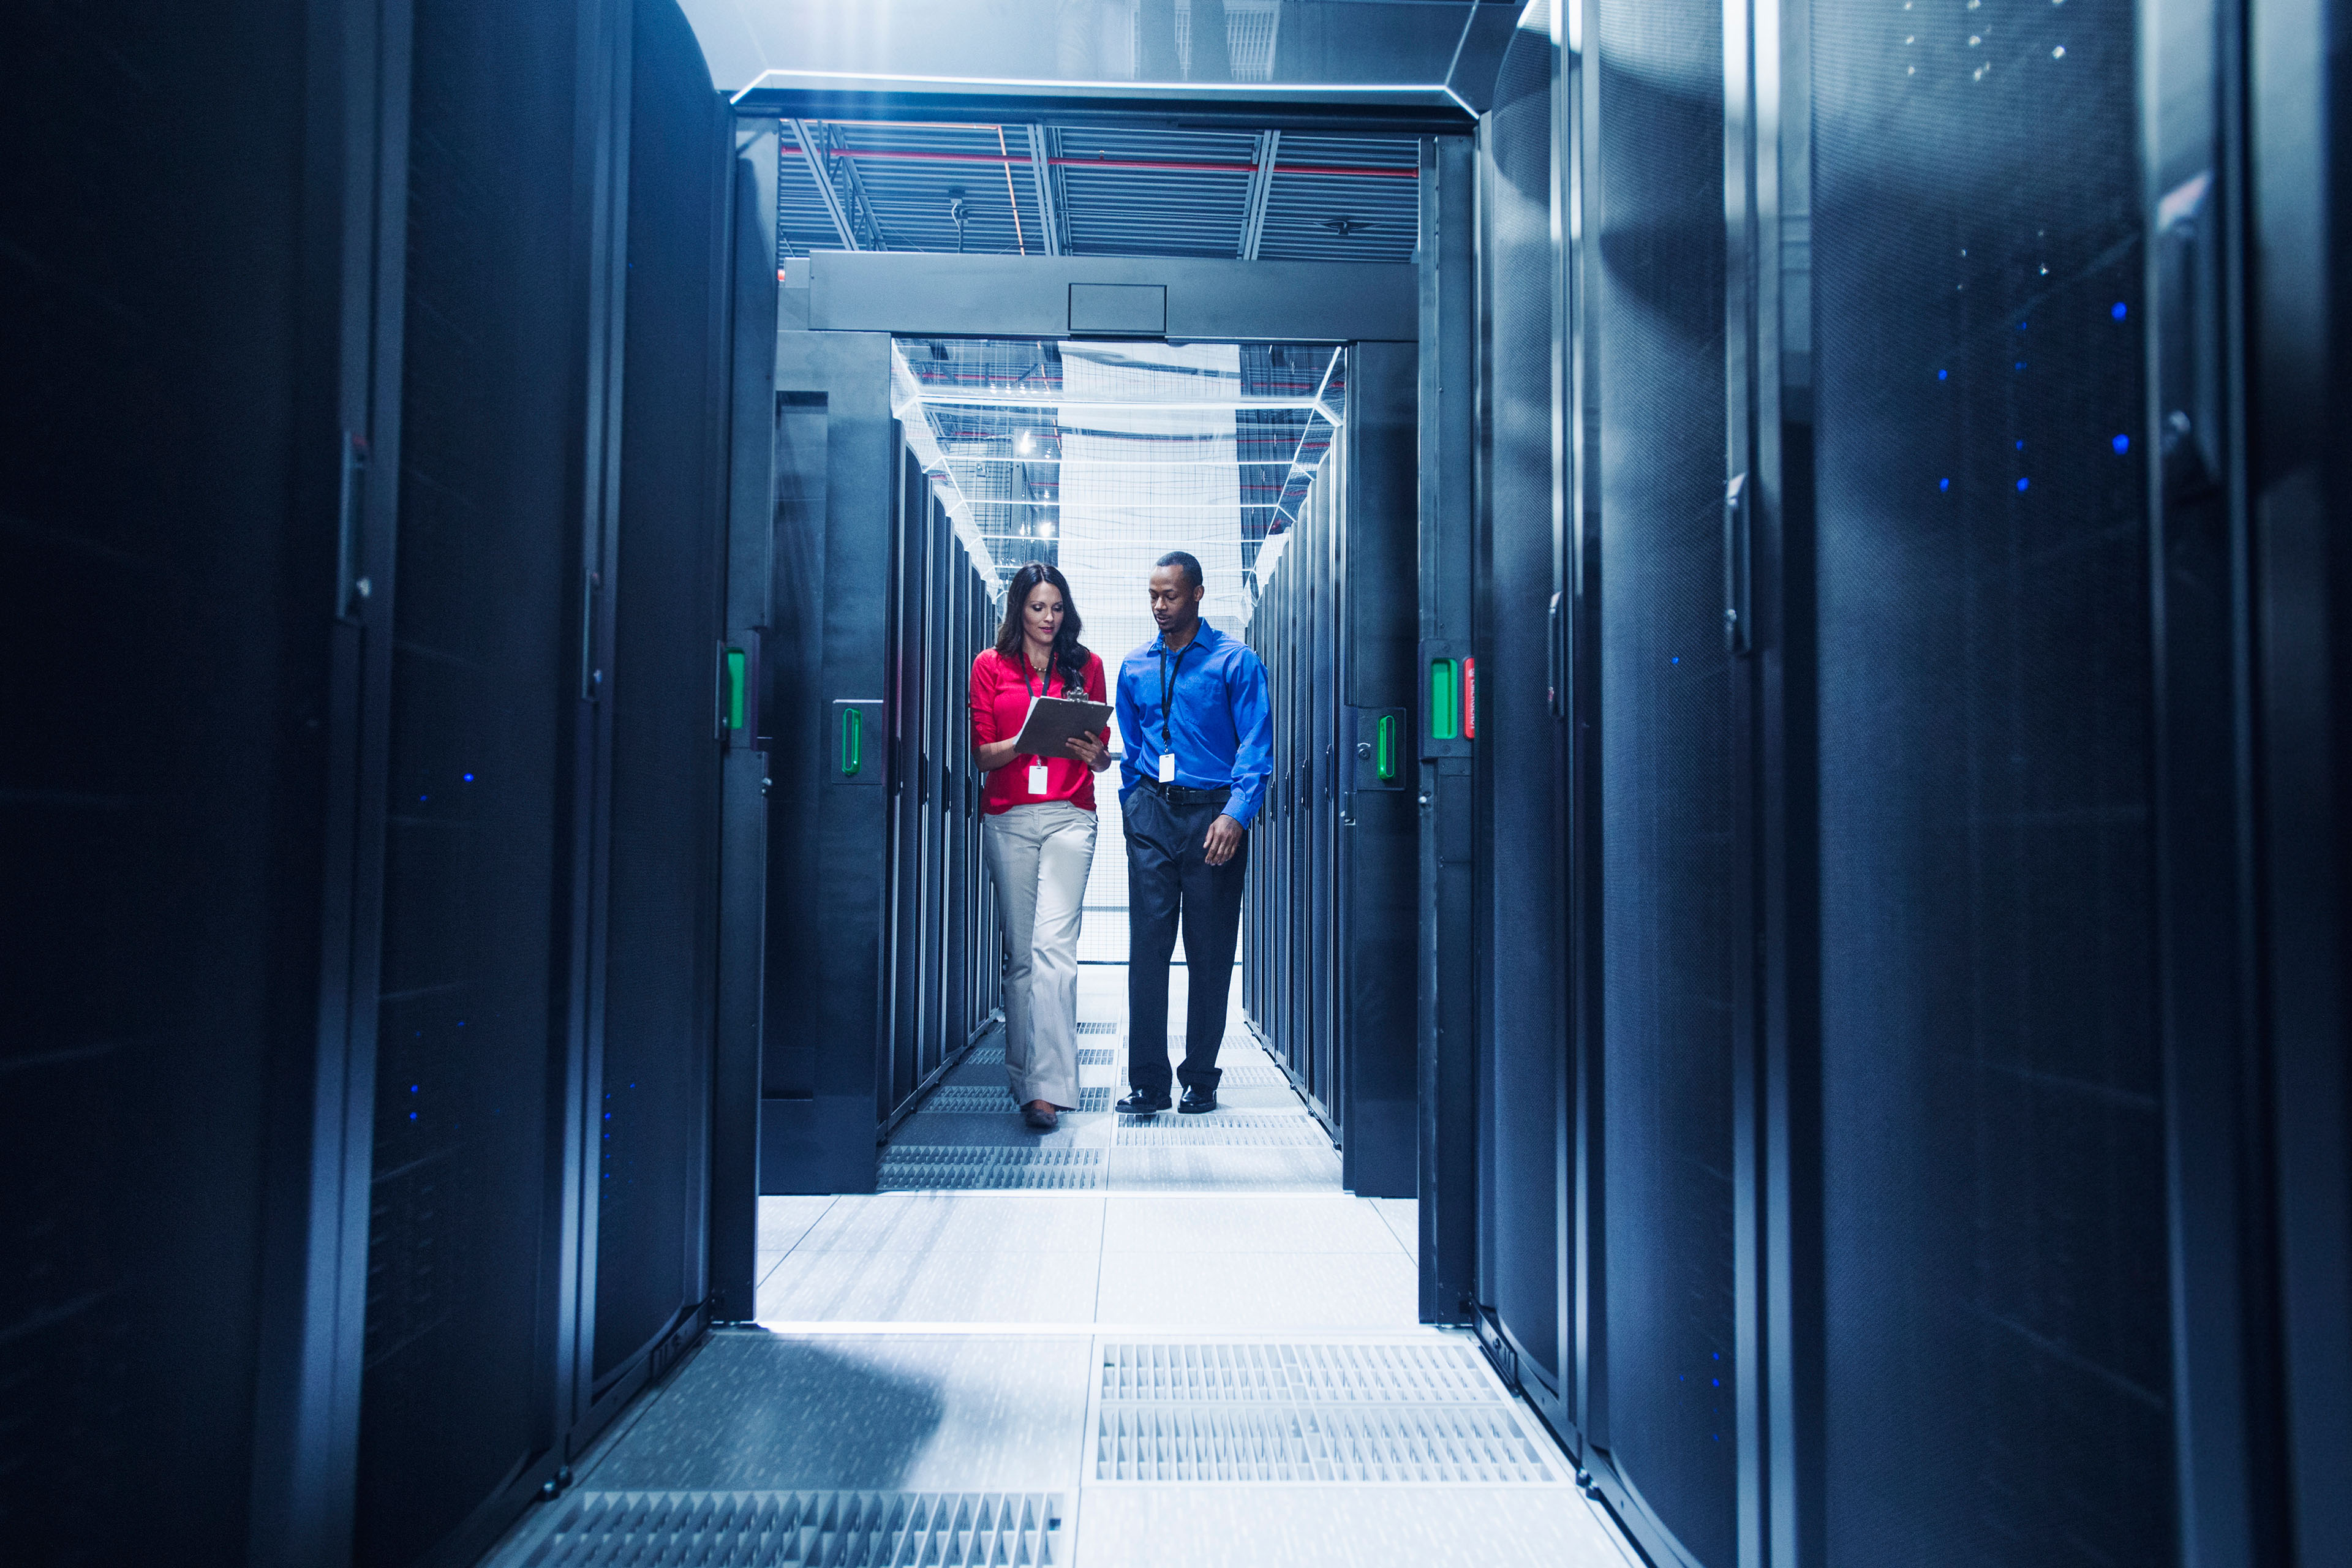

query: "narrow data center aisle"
left=480, top=953, right=1635, bottom=1567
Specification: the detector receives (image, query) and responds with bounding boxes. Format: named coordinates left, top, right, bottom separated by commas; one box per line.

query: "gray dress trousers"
left=981, top=801, right=1098, bottom=1109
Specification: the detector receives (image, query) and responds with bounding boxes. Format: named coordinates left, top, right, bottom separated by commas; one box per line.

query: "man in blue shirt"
left=1112, top=551, right=1275, bottom=1115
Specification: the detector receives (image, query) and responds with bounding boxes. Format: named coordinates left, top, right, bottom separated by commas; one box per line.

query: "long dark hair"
left=996, top=560, right=1090, bottom=693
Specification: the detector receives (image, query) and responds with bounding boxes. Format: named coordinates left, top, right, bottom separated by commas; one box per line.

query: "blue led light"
left=409, top=1111, right=418, bottom=1121
left=2112, top=434, right=2130, bottom=454
left=1712, top=1378, right=1721, bottom=1387
left=2015, top=440, right=2025, bottom=451
left=605, top=1112, right=611, bottom=1120
left=410, top=1084, right=419, bottom=1093
left=419, top=794, right=428, bottom=802
left=2112, top=301, right=2128, bottom=320
left=2015, top=361, right=2027, bottom=371
left=463, top=772, right=475, bottom=782
left=2017, top=477, right=2030, bottom=491
left=1939, top=478, right=1951, bottom=492
left=1670, top=655, right=1680, bottom=665
left=1937, top=369, right=1948, bottom=380
left=2018, top=321, right=2028, bottom=331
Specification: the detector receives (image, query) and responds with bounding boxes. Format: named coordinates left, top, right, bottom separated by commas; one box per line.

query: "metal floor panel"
left=1091, top=1403, right=1559, bottom=1483
left=1088, top=1338, right=1559, bottom=1485
left=1113, top=1122, right=1333, bottom=1147
left=1098, top=1341, right=1499, bottom=1405
left=502, top=1490, right=1063, bottom=1566
left=916, top=1087, right=1113, bottom=1114
left=879, top=1147, right=1106, bottom=1191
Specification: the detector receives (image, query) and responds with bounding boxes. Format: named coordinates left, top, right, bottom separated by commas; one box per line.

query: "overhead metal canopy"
left=772, top=116, right=1427, bottom=266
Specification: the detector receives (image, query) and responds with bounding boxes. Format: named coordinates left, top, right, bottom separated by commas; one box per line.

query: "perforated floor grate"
left=1201, top=1060, right=1294, bottom=1088
left=1093, top=1404, right=1557, bottom=1483
left=1099, top=1341, right=1502, bottom=1404
left=513, top=1490, right=1061, bottom=1566
left=1076, top=1021, right=1117, bottom=1035
left=915, top=1087, right=1112, bottom=1114
left=878, top=1147, right=1105, bottom=1190
left=1091, top=1342, right=1559, bottom=1485
left=1076, top=1047, right=1115, bottom=1065
left=965, top=1044, right=1006, bottom=1065
left=1113, top=1122, right=1332, bottom=1147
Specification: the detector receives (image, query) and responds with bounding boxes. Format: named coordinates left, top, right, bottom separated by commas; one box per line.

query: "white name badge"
left=1158, top=752, right=1177, bottom=784
left=1029, top=763, right=1050, bottom=794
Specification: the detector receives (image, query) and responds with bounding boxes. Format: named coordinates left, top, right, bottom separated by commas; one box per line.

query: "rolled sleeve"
left=1223, top=647, right=1275, bottom=826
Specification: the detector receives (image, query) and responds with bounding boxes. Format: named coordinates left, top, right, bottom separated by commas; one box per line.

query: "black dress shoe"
left=1178, top=1085, right=1216, bottom=1115
left=1116, top=1089, right=1172, bottom=1115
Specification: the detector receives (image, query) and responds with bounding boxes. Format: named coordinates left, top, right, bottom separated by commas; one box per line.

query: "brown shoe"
left=1022, top=1101, right=1059, bottom=1131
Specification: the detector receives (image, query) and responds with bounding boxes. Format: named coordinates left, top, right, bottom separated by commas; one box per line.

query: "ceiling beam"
left=1025, top=124, right=1063, bottom=257
left=824, top=123, right=892, bottom=250
left=1028, top=124, right=1067, bottom=256
left=789, top=118, right=858, bottom=250
left=1238, top=130, right=1280, bottom=260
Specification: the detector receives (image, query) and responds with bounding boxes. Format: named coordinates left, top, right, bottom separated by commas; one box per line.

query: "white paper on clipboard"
left=1009, top=694, right=1112, bottom=756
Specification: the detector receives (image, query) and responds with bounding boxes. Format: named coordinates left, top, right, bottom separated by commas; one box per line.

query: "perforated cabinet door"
left=1589, top=0, right=1741, bottom=1557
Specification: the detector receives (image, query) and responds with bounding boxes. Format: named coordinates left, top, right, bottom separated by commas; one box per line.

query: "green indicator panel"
left=1429, top=659, right=1460, bottom=740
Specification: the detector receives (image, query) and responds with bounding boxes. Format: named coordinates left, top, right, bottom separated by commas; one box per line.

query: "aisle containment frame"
left=728, top=243, right=1431, bottom=1235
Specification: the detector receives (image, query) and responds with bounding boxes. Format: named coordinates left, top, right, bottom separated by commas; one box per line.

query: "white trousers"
left=981, top=801, right=1098, bottom=1109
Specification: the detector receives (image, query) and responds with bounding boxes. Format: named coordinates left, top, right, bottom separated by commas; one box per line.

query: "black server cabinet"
left=1243, top=344, right=1417, bottom=1199
left=761, top=333, right=995, bottom=1193
left=2, top=3, right=374, bottom=1561
left=1804, top=0, right=2176, bottom=1559
left=356, top=2, right=732, bottom=1562
left=1473, top=12, right=1572, bottom=1431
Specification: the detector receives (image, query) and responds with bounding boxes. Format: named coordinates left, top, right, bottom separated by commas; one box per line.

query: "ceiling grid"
left=774, top=118, right=1419, bottom=266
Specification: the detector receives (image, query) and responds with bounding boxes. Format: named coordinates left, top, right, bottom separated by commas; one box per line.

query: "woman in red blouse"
left=970, top=562, right=1114, bottom=1129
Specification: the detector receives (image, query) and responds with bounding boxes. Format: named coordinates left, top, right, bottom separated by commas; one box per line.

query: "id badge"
left=1158, top=752, right=1177, bottom=785
left=1028, top=763, right=1050, bottom=795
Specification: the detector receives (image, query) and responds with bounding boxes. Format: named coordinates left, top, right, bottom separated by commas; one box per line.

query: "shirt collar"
left=1152, top=622, right=1220, bottom=657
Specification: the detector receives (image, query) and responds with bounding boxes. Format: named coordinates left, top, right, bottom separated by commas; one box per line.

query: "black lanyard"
left=1158, top=639, right=1194, bottom=746
left=1018, top=652, right=1054, bottom=764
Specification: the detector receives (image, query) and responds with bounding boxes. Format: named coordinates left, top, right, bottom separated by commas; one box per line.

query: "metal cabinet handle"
left=1724, top=472, right=1751, bottom=656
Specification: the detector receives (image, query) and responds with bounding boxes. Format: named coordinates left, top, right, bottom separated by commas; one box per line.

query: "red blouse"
left=969, top=647, right=1110, bottom=815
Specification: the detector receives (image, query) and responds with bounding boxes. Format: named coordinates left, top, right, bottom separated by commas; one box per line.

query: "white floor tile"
left=793, top=1193, right=1106, bottom=1254
left=757, top=1195, right=837, bottom=1254
left=1368, top=1197, right=1419, bottom=1261
left=1092, top=1251, right=1419, bottom=1330
left=1106, top=1146, right=1344, bottom=1193
left=1101, top=1194, right=1404, bottom=1254
left=756, top=1247, right=1103, bottom=1325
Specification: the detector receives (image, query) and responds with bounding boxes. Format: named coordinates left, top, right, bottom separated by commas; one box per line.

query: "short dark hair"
left=1155, top=551, right=1204, bottom=592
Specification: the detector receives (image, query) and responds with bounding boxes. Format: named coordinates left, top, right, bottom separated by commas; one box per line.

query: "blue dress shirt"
left=1114, top=622, right=1275, bottom=827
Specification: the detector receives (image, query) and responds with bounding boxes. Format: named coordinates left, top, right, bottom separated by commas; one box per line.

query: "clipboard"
left=1010, top=694, right=1113, bottom=756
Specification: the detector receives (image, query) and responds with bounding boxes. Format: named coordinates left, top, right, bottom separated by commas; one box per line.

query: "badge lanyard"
left=1022, top=654, right=1054, bottom=796
left=1157, top=640, right=1192, bottom=785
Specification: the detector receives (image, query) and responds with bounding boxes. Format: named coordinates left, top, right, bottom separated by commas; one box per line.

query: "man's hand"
left=1203, top=813, right=1243, bottom=867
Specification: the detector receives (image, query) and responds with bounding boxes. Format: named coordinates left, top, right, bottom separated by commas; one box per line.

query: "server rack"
left=1447, top=0, right=2352, bottom=1561
left=6, top=2, right=740, bottom=1562
left=758, top=338, right=999, bottom=1193
left=1243, top=346, right=1417, bottom=1199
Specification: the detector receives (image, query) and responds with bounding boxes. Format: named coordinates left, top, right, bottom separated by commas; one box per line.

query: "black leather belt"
left=1138, top=780, right=1231, bottom=805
